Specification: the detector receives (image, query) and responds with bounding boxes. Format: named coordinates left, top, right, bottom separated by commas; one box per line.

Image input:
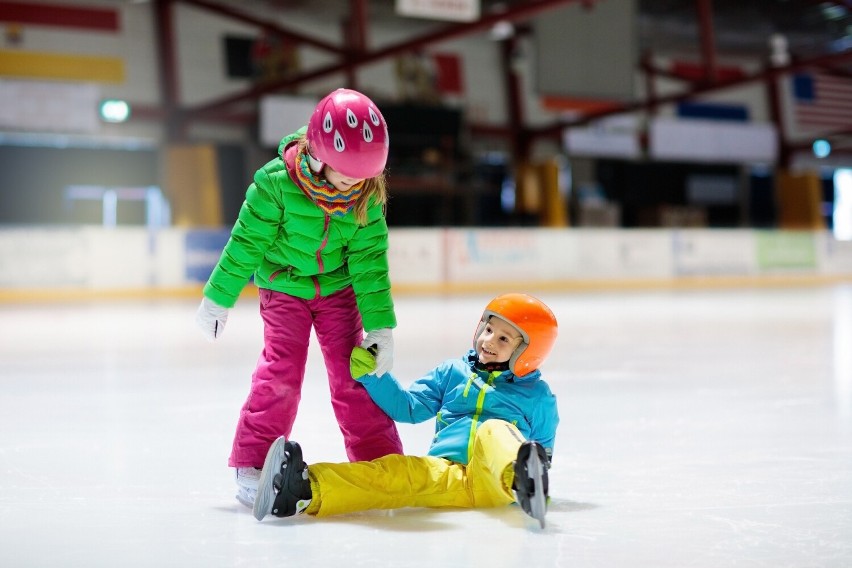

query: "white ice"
left=1, top=285, right=851, bottom=567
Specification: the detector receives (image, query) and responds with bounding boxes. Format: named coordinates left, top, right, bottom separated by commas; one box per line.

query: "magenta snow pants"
left=228, top=287, right=403, bottom=467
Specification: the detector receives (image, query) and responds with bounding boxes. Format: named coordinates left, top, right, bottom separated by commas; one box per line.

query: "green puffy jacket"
left=202, top=128, right=396, bottom=331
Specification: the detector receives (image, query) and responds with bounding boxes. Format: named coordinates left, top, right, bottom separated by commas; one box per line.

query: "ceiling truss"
left=137, top=0, right=852, bottom=164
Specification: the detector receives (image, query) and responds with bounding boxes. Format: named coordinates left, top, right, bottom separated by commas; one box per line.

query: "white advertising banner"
left=575, top=230, right=673, bottom=278
left=672, top=230, right=757, bottom=276
left=83, top=227, right=154, bottom=288
left=259, top=95, right=318, bottom=148
left=0, top=228, right=89, bottom=288
left=149, top=228, right=187, bottom=287
left=816, top=232, right=852, bottom=274
left=395, top=0, right=479, bottom=22
left=564, top=127, right=641, bottom=159
left=0, top=80, right=100, bottom=133
left=388, top=228, right=444, bottom=286
left=650, top=118, right=778, bottom=164
left=445, top=229, right=550, bottom=282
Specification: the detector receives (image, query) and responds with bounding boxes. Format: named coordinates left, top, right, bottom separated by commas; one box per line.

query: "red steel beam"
left=341, top=0, right=369, bottom=87
left=184, top=0, right=589, bottom=119
left=530, top=48, right=852, bottom=140
left=765, top=66, right=790, bottom=167
left=179, top=0, right=345, bottom=55
left=501, top=35, right=527, bottom=160
left=695, top=0, right=718, bottom=83
left=0, top=0, right=119, bottom=31
left=350, top=0, right=368, bottom=54
left=153, top=0, right=182, bottom=140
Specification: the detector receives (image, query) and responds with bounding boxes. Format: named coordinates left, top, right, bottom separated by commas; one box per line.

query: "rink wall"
left=1, top=227, right=851, bottom=301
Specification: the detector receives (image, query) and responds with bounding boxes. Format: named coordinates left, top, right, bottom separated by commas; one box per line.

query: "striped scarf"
left=294, top=151, right=364, bottom=217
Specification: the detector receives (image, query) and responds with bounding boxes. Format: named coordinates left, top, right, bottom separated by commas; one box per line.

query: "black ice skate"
left=513, top=441, right=549, bottom=528
left=252, top=437, right=312, bottom=521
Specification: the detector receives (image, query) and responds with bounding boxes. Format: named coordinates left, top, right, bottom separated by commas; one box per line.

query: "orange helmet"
left=473, top=293, right=558, bottom=376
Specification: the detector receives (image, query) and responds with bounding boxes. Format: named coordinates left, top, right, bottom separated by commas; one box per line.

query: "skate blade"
left=527, top=446, right=547, bottom=529
left=252, top=436, right=288, bottom=521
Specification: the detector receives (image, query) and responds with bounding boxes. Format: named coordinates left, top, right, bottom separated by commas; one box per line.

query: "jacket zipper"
left=312, top=214, right=331, bottom=298
left=466, top=372, right=497, bottom=460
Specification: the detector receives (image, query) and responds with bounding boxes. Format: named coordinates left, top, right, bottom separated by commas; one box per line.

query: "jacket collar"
left=464, top=350, right=540, bottom=383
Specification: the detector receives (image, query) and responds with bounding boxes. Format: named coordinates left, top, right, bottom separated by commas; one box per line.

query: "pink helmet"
left=306, top=88, right=389, bottom=179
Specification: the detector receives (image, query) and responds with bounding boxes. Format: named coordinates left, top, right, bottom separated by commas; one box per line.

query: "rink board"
left=1, top=227, right=851, bottom=299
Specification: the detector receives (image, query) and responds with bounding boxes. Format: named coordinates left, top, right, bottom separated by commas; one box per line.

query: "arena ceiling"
left=131, top=0, right=852, bottom=157
left=250, top=0, right=852, bottom=61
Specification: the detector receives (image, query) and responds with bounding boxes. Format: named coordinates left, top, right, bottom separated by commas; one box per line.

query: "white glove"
left=361, top=328, right=394, bottom=376
left=195, top=297, right=229, bottom=342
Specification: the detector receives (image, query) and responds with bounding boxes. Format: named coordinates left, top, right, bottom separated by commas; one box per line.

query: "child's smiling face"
left=476, top=316, right=523, bottom=366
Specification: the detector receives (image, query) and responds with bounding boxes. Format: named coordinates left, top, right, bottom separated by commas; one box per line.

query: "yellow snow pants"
left=305, top=419, right=525, bottom=517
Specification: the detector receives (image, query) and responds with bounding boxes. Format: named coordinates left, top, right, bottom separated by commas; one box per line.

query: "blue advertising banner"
left=185, top=229, right=230, bottom=282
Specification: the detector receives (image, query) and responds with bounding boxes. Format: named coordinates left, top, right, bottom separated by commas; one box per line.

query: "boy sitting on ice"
left=253, top=293, right=559, bottom=527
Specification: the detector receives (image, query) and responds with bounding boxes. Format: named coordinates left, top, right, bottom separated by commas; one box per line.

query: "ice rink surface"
left=1, top=285, right=851, bottom=567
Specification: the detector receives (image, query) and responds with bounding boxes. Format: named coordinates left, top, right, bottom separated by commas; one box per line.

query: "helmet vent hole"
left=362, top=123, right=374, bottom=142
left=323, top=111, right=333, bottom=133
left=346, top=109, right=358, bottom=128
left=333, top=131, right=345, bottom=152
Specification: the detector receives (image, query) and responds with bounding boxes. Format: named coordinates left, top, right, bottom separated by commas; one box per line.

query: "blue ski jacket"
left=356, top=350, right=559, bottom=465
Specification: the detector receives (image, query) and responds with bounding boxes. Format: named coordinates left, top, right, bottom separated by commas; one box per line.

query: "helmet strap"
left=468, top=351, right=509, bottom=373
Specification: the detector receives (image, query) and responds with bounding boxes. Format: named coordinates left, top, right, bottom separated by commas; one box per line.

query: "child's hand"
left=195, top=297, right=229, bottom=341
left=350, top=346, right=377, bottom=379
left=361, top=328, right=394, bottom=375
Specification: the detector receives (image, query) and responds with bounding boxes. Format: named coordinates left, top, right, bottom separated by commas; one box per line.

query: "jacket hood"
left=277, top=127, right=306, bottom=159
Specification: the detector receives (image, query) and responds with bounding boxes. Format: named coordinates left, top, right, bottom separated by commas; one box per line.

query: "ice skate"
left=252, top=437, right=312, bottom=521
left=513, top=441, right=549, bottom=528
left=234, top=466, right=260, bottom=508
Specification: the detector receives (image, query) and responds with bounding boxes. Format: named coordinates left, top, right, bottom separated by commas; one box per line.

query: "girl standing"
left=195, top=88, right=403, bottom=507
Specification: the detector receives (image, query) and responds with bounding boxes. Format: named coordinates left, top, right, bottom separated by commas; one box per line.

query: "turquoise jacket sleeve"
left=357, top=362, right=453, bottom=424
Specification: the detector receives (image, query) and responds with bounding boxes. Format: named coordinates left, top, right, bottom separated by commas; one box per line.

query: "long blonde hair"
left=297, top=136, right=387, bottom=225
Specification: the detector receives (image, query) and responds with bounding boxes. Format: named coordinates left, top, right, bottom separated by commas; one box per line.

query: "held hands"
left=195, top=297, right=229, bottom=342
left=360, top=328, right=394, bottom=376
left=350, top=346, right=377, bottom=379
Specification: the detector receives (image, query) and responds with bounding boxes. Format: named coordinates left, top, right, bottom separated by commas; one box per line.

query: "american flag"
left=792, top=72, right=852, bottom=135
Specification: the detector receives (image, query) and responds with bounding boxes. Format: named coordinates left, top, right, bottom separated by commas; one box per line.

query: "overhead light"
left=769, top=34, right=790, bottom=67
left=821, top=4, right=847, bottom=20
left=489, top=21, right=514, bottom=41
left=813, top=139, right=831, bottom=159
left=99, top=99, right=131, bottom=123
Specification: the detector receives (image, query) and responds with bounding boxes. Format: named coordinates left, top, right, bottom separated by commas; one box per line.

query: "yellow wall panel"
left=775, top=170, right=825, bottom=230
left=164, top=145, right=224, bottom=227
left=537, top=158, right=569, bottom=227
left=0, top=50, right=125, bottom=83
